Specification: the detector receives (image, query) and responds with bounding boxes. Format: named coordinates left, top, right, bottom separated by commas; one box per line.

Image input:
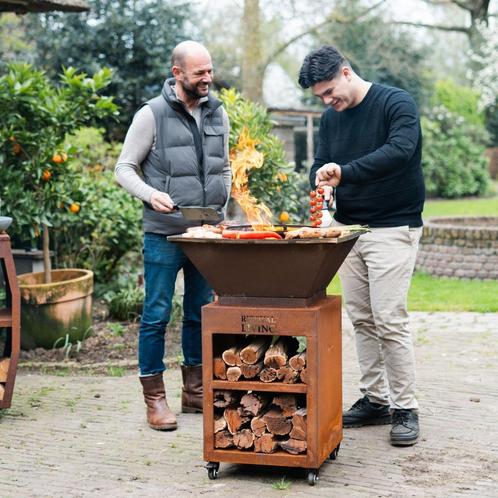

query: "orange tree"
left=0, top=62, right=117, bottom=282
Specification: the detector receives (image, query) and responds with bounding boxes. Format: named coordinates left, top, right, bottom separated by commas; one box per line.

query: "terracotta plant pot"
left=17, top=269, right=93, bottom=350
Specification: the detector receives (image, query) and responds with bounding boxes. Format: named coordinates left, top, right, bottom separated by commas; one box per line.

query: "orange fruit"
left=42, top=170, right=52, bottom=181
left=52, top=152, right=68, bottom=164
left=279, top=211, right=290, bottom=223
left=69, top=203, right=80, bottom=214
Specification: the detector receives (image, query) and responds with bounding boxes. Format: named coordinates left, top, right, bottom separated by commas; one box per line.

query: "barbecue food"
left=222, top=230, right=282, bottom=240
left=284, top=226, right=344, bottom=240
left=182, top=224, right=224, bottom=238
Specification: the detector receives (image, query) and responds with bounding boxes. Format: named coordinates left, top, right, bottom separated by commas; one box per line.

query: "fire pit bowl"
left=168, top=230, right=364, bottom=302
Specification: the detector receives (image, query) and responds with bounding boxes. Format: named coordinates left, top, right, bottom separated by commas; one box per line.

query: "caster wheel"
left=307, top=470, right=319, bottom=486
left=206, top=462, right=219, bottom=480
left=329, top=443, right=341, bottom=460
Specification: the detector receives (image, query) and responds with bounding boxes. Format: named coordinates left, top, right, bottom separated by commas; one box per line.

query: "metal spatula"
left=173, top=205, right=222, bottom=222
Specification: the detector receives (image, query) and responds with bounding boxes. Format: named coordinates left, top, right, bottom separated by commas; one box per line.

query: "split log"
left=250, top=414, right=267, bottom=437
left=0, top=357, right=10, bottom=383
left=222, top=340, right=246, bottom=366
left=213, top=390, right=239, bottom=408
left=239, top=392, right=270, bottom=417
left=240, top=336, right=272, bottom=365
left=276, top=365, right=299, bottom=384
left=254, top=433, right=278, bottom=454
left=300, top=368, right=307, bottom=384
left=272, top=394, right=298, bottom=418
left=259, top=367, right=277, bottom=383
left=214, top=414, right=227, bottom=434
left=213, top=357, right=227, bottom=380
left=233, top=428, right=255, bottom=450
left=289, top=408, right=307, bottom=441
left=224, top=407, right=250, bottom=434
left=262, top=408, right=292, bottom=435
left=264, top=337, right=299, bottom=369
left=289, top=351, right=306, bottom=371
left=280, top=438, right=307, bottom=454
left=214, top=430, right=234, bottom=448
left=226, top=366, right=242, bottom=382
left=240, top=360, right=263, bottom=379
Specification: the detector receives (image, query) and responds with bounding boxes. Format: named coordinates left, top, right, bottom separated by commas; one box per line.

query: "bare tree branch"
left=395, top=20, right=471, bottom=35
left=263, top=0, right=387, bottom=68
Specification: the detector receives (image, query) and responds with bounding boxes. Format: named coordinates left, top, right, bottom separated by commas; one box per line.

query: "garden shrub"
left=219, top=88, right=309, bottom=224
left=432, top=79, right=484, bottom=127
left=52, top=166, right=142, bottom=283
left=0, top=62, right=117, bottom=257
left=422, top=106, right=490, bottom=198
left=49, top=126, right=143, bottom=284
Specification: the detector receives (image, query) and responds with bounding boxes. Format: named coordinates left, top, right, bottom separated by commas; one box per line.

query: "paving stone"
left=0, top=312, right=497, bottom=497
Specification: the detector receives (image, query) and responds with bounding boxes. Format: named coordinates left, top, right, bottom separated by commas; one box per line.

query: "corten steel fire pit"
left=167, top=228, right=363, bottom=305
left=168, top=227, right=365, bottom=485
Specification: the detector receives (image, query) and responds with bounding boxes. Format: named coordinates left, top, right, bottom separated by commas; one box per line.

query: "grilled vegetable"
left=222, top=230, right=282, bottom=240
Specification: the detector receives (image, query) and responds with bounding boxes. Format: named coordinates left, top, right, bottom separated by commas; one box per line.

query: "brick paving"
left=1, top=311, right=497, bottom=497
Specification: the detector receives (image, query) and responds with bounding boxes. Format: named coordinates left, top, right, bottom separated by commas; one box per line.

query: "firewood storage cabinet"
left=0, top=233, right=21, bottom=409
left=202, top=295, right=342, bottom=485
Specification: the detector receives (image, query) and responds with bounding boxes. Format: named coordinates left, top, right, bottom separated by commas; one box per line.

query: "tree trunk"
left=42, top=223, right=51, bottom=283
left=242, top=0, right=264, bottom=103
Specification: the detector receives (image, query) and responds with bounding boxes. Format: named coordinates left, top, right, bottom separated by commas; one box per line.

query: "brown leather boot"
left=140, top=373, right=177, bottom=430
left=181, top=364, right=203, bottom=413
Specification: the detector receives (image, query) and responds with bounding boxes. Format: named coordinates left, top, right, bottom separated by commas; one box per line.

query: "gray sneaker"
left=343, top=396, right=391, bottom=428
left=390, top=409, right=419, bottom=446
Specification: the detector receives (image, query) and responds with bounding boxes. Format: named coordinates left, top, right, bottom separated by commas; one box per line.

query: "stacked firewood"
left=214, top=390, right=307, bottom=454
left=214, top=336, right=307, bottom=384
left=0, top=357, right=9, bottom=400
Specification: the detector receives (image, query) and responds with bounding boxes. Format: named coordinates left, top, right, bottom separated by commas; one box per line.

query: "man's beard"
left=181, top=79, right=209, bottom=100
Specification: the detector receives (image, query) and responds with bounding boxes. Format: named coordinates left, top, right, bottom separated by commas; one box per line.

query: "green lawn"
left=327, top=194, right=498, bottom=312
left=327, top=273, right=498, bottom=312
left=423, top=196, right=498, bottom=218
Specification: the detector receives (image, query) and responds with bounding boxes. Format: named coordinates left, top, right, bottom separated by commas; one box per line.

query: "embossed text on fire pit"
left=241, top=315, right=277, bottom=333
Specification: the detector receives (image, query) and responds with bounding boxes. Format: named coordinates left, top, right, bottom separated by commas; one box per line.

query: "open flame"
left=230, top=127, right=273, bottom=228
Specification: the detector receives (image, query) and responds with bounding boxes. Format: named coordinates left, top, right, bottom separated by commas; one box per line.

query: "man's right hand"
left=150, top=191, right=175, bottom=212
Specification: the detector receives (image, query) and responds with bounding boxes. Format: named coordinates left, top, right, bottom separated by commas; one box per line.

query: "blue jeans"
left=139, top=233, right=213, bottom=375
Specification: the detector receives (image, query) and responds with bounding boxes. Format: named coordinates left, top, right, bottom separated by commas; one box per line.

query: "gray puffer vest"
left=141, top=78, right=228, bottom=235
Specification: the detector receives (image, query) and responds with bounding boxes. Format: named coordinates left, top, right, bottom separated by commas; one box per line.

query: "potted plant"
left=0, top=62, right=117, bottom=349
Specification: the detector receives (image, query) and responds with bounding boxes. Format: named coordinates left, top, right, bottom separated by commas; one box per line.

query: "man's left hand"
left=316, top=162, right=342, bottom=187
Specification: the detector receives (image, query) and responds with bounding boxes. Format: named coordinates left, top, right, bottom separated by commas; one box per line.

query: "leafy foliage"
left=421, top=106, right=490, bottom=198
left=21, top=0, right=192, bottom=139
left=104, top=283, right=144, bottom=322
left=0, top=62, right=117, bottom=247
left=432, top=80, right=484, bottom=126
left=44, top=127, right=141, bottom=282
left=219, top=88, right=309, bottom=223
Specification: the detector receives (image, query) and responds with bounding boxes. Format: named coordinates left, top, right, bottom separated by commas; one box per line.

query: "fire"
left=230, top=127, right=273, bottom=228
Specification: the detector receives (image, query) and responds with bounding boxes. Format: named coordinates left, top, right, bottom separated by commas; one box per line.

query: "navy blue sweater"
left=310, top=83, right=425, bottom=227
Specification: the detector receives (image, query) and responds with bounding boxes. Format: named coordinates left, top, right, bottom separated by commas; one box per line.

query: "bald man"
left=115, top=41, right=231, bottom=431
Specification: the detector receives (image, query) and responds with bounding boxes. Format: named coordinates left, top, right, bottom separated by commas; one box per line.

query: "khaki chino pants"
left=337, top=225, right=423, bottom=410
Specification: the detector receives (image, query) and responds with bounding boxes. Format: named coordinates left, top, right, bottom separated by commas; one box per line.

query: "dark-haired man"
left=298, top=45, right=425, bottom=446
left=115, top=41, right=231, bottom=431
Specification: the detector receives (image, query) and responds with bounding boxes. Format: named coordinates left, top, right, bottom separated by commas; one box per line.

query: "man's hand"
left=150, top=191, right=175, bottom=212
left=315, top=162, right=342, bottom=187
